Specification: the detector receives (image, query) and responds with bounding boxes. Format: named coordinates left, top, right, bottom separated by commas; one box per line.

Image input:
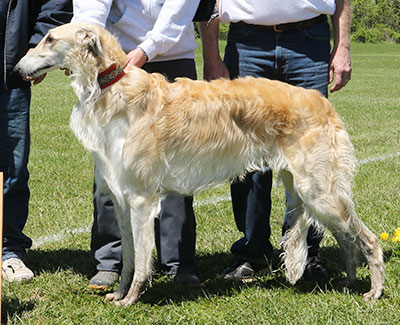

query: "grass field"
left=2, top=42, right=400, bottom=324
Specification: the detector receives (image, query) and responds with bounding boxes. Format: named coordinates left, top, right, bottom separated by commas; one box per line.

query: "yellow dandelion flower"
left=392, top=236, right=400, bottom=242
left=380, top=233, right=389, bottom=241
left=394, top=227, right=400, bottom=238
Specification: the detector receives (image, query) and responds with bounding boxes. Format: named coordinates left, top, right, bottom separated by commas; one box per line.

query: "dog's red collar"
left=98, top=64, right=126, bottom=90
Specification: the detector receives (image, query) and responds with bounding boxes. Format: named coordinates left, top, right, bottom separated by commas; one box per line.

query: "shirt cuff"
left=138, top=38, right=158, bottom=62
left=137, top=46, right=149, bottom=62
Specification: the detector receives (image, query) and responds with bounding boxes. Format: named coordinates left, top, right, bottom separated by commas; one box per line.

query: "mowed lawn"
left=2, top=42, right=400, bottom=324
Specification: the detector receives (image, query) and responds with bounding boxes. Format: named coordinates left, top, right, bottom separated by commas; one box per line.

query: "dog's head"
left=15, top=22, right=127, bottom=80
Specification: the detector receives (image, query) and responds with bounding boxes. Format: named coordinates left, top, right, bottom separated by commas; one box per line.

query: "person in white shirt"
left=72, top=0, right=202, bottom=290
left=200, top=0, right=352, bottom=283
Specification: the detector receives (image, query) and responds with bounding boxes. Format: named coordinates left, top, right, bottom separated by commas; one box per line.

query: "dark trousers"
left=225, top=20, right=331, bottom=263
left=91, top=59, right=197, bottom=275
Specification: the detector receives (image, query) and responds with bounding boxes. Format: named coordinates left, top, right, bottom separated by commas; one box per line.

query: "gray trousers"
left=91, top=59, right=197, bottom=275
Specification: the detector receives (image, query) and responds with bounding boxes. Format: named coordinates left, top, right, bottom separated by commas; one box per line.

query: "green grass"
left=2, top=42, right=400, bottom=324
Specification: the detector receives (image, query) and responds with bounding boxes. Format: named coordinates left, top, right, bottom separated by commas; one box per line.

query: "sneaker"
left=2, top=258, right=34, bottom=283
left=222, top=260, right=270, bottom=281
left=302, top=255, right=330, bottom=284
left=89, top=271, right=119, bottom=290
left=171, top=272, right=201, bottom=288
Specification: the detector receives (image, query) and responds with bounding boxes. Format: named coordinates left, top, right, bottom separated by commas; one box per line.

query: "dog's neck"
left=98, top=64, right=126, bottom=90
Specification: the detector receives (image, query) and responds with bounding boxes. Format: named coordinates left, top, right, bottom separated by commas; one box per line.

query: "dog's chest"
left=70, top=104, right=128, bottom=159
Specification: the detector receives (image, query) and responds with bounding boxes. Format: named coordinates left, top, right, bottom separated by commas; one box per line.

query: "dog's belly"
left=160, top=164, right=239, bottom=194
left=159, top=148, right=269, bottom=195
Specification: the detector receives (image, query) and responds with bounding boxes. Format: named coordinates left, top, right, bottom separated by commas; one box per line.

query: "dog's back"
left=112, top=70, right=351, bottom=195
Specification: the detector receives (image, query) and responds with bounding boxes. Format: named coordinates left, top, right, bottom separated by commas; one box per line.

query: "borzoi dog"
left=16, top=23, right=384, bottom=305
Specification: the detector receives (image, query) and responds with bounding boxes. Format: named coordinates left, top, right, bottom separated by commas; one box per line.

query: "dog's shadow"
left=1, top=297, right=35, bottom=325
left=5, top=246, right=394, bottom=313
left=144, top=246, right=397, bottom=304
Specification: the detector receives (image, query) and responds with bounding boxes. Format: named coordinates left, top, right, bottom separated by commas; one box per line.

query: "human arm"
left=329, top=0, right=352, bottom=93
left=71, top=0, right=112, bottom=28
left=71, top=0, right=147, bottom=68
left=134, top=0, right=200, bottom=65
left=29, top=0, right=73, bottom=46
left=199, top=18, right=230, bottom=81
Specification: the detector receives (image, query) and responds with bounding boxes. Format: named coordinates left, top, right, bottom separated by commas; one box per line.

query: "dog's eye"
left=46, top=35, right=54, bottom=43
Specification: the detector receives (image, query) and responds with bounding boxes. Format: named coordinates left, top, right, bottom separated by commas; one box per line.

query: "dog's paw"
left=113, top=295, right=139, bottom=306
left=363, top=288, right=383, bottom=302
left=105, top=291, right=124, bottom=303
left=106, top=281, right=144, bottom=306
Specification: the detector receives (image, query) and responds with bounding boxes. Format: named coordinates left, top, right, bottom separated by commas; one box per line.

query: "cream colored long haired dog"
left=16, top=23, right=384, bottom=305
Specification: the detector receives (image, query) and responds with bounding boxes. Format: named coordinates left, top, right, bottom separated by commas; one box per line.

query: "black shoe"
left=172, top=272, right=201, bottom=288
left=89, top=271, right=119, bottom=290
left=222, top=260, right=270, bottom=281
left=302, top=255, right=330, bottom=284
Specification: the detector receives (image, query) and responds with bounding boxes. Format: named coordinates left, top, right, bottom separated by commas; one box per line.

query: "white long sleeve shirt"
left=72, top=0, right=200, bottom=62
left=219, top=0, right=336, bottom=25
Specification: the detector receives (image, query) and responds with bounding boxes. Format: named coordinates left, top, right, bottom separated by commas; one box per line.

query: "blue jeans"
left=0, top=83, right=32, bottom=261
left=225, top=19, right=330, bottom=264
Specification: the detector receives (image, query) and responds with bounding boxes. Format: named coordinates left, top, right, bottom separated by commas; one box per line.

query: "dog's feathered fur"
left=16, top=23, right=384, bottom=305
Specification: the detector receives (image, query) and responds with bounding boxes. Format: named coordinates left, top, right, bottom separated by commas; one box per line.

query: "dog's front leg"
left=105, top=201, right=134, bottom=303
left=114, top=194, right=161, bottom=306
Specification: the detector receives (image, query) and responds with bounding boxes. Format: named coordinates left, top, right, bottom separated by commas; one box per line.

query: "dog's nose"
left=13, top=62, right=23, bottom=75
left=14, top=61, right=28, bottom=79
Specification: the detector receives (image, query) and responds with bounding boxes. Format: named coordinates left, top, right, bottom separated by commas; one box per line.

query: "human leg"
left=155, top=194, right=199, bottom=286
left=90, top=60, right=199, bottom=288
left=222, top=21, right=332, bottom=281
left=278, top=20, right=331, bottom=282
left=143, top=59, right=200, bottom=287
left=0, top=85, right=34, bottom=282
left=221, top=23, right=277, bottom=279
left=89, top=181, right=121, bottom=289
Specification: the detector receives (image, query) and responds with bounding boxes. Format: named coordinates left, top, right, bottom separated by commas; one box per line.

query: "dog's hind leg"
left=280, top=170, right=311, bottom=284
left=349, top=215, right=384, bottom=301
left=318, top=207, right=384, bottom=301
left=294, top=172, right=384, bottom=301
left=114, top=194, right=161, bottom=306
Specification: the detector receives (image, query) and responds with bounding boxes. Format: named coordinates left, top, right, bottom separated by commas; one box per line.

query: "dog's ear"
left=76, top=27, right=103, bottom=58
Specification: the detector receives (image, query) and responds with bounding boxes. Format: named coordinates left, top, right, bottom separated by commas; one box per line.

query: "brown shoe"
left=89, top=271, right=119, bottom=290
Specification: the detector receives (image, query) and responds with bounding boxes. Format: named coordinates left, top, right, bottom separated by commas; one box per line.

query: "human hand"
left=203, top=58, right=230, bottom=81
left=126, top=48, right=147, bottom=69
left=26, top=73, right=47, bottom=85
left=329, top=46, right=352, bottom=93
left=199, top=19, right=229, bottom=81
